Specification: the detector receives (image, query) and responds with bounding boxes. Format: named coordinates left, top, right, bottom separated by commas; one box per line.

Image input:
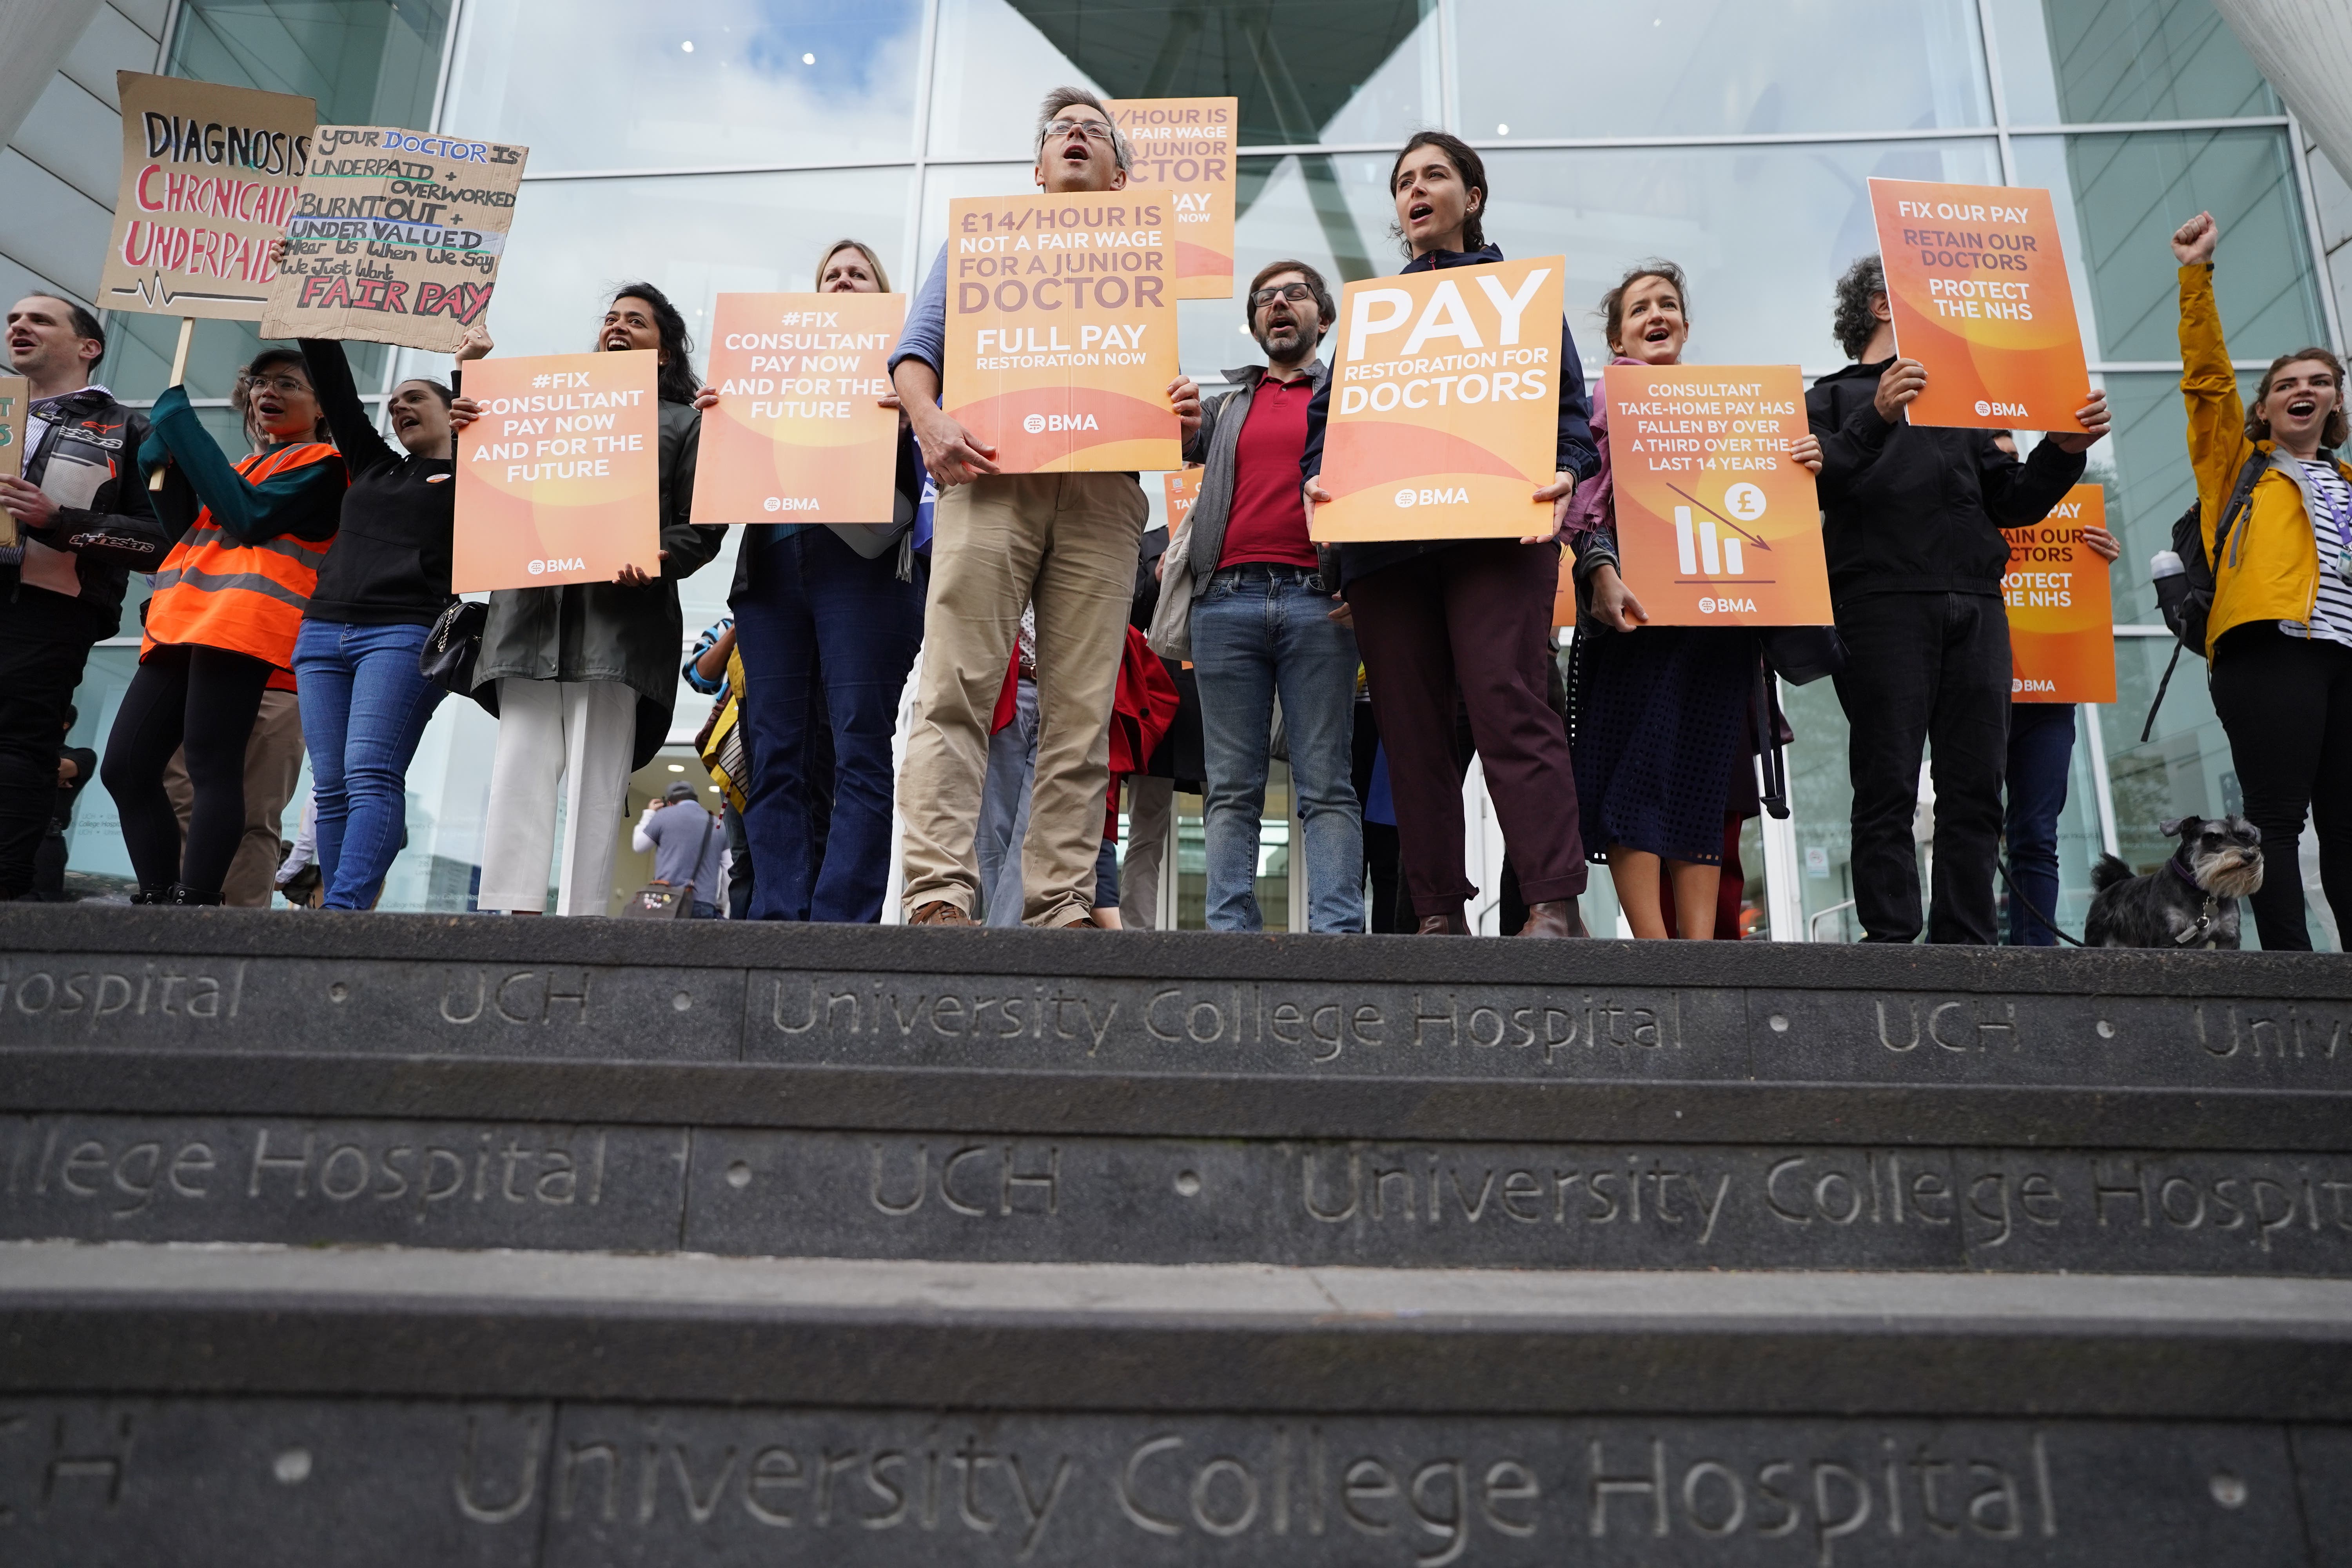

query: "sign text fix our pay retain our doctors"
left=943, top=193, right=1180, bottom=473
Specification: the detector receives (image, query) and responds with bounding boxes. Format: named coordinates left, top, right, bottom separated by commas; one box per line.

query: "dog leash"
left=1994, top=855, right=2090, bottom=948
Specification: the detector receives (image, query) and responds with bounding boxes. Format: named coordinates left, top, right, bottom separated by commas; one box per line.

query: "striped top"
left=2296, top=459, right=2352, bottom=650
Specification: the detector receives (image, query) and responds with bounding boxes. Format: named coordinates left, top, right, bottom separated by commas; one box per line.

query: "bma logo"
left=1022, top=412, right=1100, bottom=434
left=1697, top=595, right=1759, bottom=614
left=1975, top=399, right=2028, bottom=417
left=763, top=496, right=821, bottom=512
left=1394, top=486, right=1470, bottom=507
left=2014, top=676, right=2057, bottom=693
left=1674, top=482, right=1767, bottom=577
left=526, top=557, right=586, bottom=575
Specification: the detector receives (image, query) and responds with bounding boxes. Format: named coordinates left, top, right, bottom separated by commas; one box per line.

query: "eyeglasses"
left=1250, top=283, right=1318, bottom=310
left=1040, top=117, right=1114, bottom=145
left=236, top=374, right=309, bottom=397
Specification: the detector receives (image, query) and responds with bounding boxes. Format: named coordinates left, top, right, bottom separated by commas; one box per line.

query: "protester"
left=460, top=284, right=721, bottom=915
left=703, top=239, right=923, bottom=924
left=30, top=706, right=96, bottom=901
left=889, top=87, right=1200, bottom=927
left=162, top=693, right=303, bottom=907
left=1568, top=261, right=1822, bottom=938
left=682, top=615, right=756, bottom=918
left=634, top=780, right=726, bottom=919
left=0, top=296, right=164, bottom=903
left=2172, top=209, right=2352, bottom=948
left=1986, top=431, right=2120, bottom=945
left=1302, top=131, right=1596, bottom=937
left=1809, top=254, right=2109, bottom=944
left=105, top=348, right=344, bottom=905
left=288, top=325, right=490, bottom=909
left=1182, top=260, right=1363, bottom=933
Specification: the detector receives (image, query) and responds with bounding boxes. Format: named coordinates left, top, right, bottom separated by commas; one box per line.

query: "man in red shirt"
left=1176, top=261, right=1363, bottom=932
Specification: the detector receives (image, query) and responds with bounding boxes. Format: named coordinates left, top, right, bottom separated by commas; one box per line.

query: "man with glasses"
left=889, top=87, right=1200, bottom=928
left=1172, top=261, right=1362, bottom=932
left=0, top=296, right=166, bottom=902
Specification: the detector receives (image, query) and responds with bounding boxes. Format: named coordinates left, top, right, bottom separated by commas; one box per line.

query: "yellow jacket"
left=2180, top=263, right=2352, bottom=654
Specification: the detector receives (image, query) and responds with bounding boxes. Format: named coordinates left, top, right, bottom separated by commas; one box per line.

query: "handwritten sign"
left=1870, top=177, right=2091, bottom=433
left=1163, top=466, right=1201, bottom=531
left=943, top=193, right=1180, bottom=473
left=99, top=73, right=315, bottom=318
left=261, top=125, right=526, bottom=351
left=1605, top=363, right=1831, bottom=626
left=1107, top=97, right=1236, bottom=300
left=2003, top=483, right=2116, bottom=702
left=1312, top=255, right=1564, bottom=542
left=693, top=292, right=902, bottom=525
left=455, top=350, right=661, bottom=593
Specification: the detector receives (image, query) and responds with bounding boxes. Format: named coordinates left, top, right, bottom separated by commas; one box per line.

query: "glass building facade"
left=48, top=0, right=2349, bottom=942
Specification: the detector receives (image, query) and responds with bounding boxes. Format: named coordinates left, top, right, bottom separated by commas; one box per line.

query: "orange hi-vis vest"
left=143, top=441, right=339, bottom=669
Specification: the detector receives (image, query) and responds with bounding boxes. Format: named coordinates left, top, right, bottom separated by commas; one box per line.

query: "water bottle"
left=2151, top=548, right=2189, bottom=635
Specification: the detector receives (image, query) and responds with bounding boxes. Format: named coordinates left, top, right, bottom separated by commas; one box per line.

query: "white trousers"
left=477, top=678, right=635, bottom=915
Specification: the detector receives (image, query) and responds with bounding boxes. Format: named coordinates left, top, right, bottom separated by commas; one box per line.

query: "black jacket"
left=1300, top=242, right=1599, bottom=585
left=12, top=385, right=167, bottom=637
left=299, top=339, right=453, bottom=625
left=1808, top=358, right=2085, bottom=602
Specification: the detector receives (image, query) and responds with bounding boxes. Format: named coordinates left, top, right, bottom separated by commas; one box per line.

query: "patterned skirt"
left=1570, top=625, right=1756, bottom=865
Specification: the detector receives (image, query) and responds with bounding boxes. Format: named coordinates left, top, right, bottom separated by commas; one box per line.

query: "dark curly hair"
left=604, top=281, right=700, bottom=405
left=1832, top=254, right=1887, bottom=360
left=1245, top=259, right=1335, bottom=343
left=1389, top=131, right=1488, bottom=256
left=2249, top=348, right=2351, bottom=450
left=1599, top=260, right=1689, bottom=354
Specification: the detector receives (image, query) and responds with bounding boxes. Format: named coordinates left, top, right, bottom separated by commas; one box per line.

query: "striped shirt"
left=2298, top=459, right=2352, bottom=650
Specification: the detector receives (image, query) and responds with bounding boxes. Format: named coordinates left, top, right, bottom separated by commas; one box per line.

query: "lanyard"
left=2308, top=461, right=2352, bottom=550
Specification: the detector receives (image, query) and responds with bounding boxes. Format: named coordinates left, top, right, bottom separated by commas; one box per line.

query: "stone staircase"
left=2, top=904, right=2349, bottom=1563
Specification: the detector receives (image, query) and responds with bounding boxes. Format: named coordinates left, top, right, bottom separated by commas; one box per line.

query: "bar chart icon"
left=1673, top=505, right=1743, bottom=576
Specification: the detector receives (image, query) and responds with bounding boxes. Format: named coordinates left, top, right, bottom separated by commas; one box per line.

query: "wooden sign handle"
left=148, top=315, right=194, bottom=491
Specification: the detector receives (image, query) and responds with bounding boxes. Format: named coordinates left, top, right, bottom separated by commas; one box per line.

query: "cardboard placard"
left=99, top=73, right=316, bottom=319
left=2003, top=483, right=2116, bottom=703
left=454, top=350, right=662, bottom=593
left=1312, top=256, right=1565, bottom=542
left=1106, top=97, right=1237, bottom=300
left=0, top=375, right=25, bottom=481
left=1869, top=178, right=2092, bottom=433
left=1163, top=465, right=1201, bottom=531
left=942, top=193, right=1181, bottom=474
left=261, top=126, right=527, bottom=351
left=1605, top=364, right=1832, bottom=626
left=692, top=292, right=903, bottom=525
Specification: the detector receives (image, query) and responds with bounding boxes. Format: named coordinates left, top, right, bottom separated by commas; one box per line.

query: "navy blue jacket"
left=1299, top=242, right=1598, bottom=585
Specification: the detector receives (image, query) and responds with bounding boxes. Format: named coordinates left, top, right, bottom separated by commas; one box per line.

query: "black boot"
left=129, top=885, right=172, bottom=905
left=165, top=883, right=222, bottom=906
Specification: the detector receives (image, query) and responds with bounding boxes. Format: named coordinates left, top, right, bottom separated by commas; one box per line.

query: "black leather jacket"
left=11, top=385, right=169, bottom=635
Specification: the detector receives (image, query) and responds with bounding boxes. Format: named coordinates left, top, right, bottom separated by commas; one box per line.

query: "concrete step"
left=4, top=1243, right=2351, bottom=1564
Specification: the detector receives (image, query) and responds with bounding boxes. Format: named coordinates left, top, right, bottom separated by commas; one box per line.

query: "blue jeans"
left=733, top=526, right=924, bottom=922
left=2003, top=701, right=2076, bottom=946
left=291, top=618, right=444, bottom=910
left=1190, top=563, right=1364, bottom=933
left=977, top=677, right=1038, bottom=927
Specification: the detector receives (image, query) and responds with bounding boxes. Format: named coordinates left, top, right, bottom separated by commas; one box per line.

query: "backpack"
left=2140, top=450, right=2268, bottom=742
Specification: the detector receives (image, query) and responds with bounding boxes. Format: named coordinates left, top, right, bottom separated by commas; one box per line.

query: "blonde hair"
left=814, top=239, right=890, bottom=293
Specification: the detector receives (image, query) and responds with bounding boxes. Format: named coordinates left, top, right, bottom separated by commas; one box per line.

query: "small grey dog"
left=2085, top=816, right=2264, bottom=949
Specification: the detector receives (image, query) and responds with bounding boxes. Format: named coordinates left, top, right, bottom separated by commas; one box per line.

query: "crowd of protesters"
left=7, top=84, right=2346, bottom=947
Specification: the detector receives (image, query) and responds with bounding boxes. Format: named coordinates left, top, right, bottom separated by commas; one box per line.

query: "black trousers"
left=0, top=603, right=100, bottom=900
left=2209, top=624, right=2352, bottom=950
left=1831, top=591, right=2010, bottom=944
left=101, top=643, right=272, bottom=897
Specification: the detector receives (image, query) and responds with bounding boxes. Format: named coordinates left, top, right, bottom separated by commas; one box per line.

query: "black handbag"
left=1759, top=624, right=1848, bottom=685
left=419, top=598, right=490, bottom=705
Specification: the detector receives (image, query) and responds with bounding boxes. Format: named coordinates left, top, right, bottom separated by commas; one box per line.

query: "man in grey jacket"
left=1180, top=260, right=1362, bottom=933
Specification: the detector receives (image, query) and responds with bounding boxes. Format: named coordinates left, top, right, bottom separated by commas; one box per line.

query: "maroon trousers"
left=1346, top=539, right=1587, bottom=918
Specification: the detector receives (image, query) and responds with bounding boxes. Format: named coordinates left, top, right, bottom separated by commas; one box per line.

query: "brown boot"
left=1517, top=900, right=1587, bottom=938
left=907, top=900, right=976, bottom=926
left=1414, top=906, right=1470, bottom=935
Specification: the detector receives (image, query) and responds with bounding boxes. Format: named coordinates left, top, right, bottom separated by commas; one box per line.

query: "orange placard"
left=1606, top=364, right=1831, bottom=626
left=1312, top=255, right=1564, bottom=542
left=1163, top=466, right=1201, bottom=530
left=694, top=292, right=903, bottom=525
left=455, top=350, right=662, bottom=592
left=1106, top=96, right=1236, bottom=300
left=943, top=192, right=1181, bottom=474
left=1870, top=178, right=2091, bottom=434
left=2003, top=483, right=2116, bottom=703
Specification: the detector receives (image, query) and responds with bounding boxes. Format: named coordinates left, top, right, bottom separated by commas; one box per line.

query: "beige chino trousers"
left=900, top=472, right=1145, bottom=926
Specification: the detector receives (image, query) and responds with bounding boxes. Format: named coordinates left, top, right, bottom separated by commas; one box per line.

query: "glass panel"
left=445, top=0, right=924, bottom=171
left=927, top=0, right=1438, bottom=160
left=2081, top=368, right=2264, bottom=621
left=1457, top=0, right=1991, bottom=140
left=169, top=0, right=451, bottom=125
left=2012, top=131, right=2324, bottom=366
left=1781, top=671, right=1862, bottom=941
left=1174, top=788, right=1207, bottom=927
left=1987, top=0, right=2278, bottom=126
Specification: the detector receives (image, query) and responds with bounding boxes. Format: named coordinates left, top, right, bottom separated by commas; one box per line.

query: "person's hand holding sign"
left=0, top=476, right=57, bottom=532
left=1788, top=433, right=1823, bottom=473
left=1169, top=375, right=1201, bottom=446
left=1588, top=563, right=1648, bottom=632
left=2044, top=389, right=2111, bottom=454
left=1874, top=358, right=1929, bottom=424
left=1521, top=470, right=1577, bottom=546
